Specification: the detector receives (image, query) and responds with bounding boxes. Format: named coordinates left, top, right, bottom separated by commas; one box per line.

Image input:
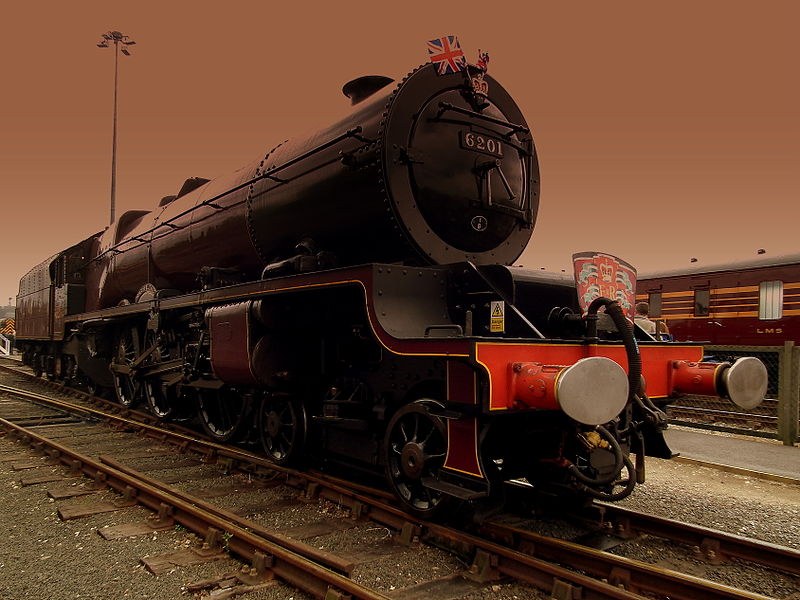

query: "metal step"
left=421, top=476, right=488, bottom=500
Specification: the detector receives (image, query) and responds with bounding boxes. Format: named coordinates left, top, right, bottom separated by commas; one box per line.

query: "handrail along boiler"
left=14, top=62, right=767, bottom=516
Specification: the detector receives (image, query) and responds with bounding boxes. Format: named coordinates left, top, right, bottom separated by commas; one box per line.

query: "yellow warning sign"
left=490, top=301, right=505, bottom=333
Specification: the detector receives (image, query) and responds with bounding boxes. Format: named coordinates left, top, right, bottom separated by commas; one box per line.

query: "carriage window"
left=759, top=281, right=783, bottom=320
left=648, top=292, right=662, bottom=317
left=694, top=289, right=710, bottom=316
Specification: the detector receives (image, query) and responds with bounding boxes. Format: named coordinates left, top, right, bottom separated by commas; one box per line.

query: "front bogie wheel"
left=383, top=399, right=449, bottom=519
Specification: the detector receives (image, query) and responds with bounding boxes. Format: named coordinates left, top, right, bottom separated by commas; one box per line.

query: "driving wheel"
left=196, top=386, right=250, bottom=442
left=144, top=333, right=184, bottom=421
left=259, top=393, right=306, bottom=465
left=112, top=325, right=144, bottom=407
left=146, top=378, right=181, bottom=421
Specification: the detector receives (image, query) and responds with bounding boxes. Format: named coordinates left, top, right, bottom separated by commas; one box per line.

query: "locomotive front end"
left=381, top=64, right=539, bottom=266
left=466, top=333, right=768, bottom=508
left=396, top=264, right=771, bottom=515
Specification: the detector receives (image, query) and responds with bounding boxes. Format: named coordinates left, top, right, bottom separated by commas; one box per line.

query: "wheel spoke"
left=398, top=421, right=410, bottom=444
left=217, top=403, right=228, bottom=429
left=420, top=486, right=432, bottom=505
left=410, top=414, right=420, bottom=442
left=422, top=450, right=446, bottom=463
left=419, top=423, right=434, bottom=445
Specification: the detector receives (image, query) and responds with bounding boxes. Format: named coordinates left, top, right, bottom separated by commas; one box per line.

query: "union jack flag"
left=427, top=36, right=467, bottom=75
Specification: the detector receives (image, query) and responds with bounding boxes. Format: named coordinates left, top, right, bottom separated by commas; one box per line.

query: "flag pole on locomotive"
left=427, top=35, right=492, bottom=121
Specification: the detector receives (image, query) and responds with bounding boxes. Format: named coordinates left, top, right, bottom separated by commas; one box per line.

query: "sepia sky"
left=1, top=0, right=797, bottom=305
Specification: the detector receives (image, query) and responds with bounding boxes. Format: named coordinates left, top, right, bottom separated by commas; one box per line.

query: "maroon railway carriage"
left=14, top=62, right=766, bottom=517
left=638, top=253, right=800, bottom=346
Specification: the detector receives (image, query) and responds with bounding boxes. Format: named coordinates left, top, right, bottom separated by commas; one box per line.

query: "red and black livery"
left=15, top=62, right=766, bottom=516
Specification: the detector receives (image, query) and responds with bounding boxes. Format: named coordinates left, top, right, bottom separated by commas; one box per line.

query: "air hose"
left=567, top=425, right=624, bottom=486
left=573, top=454, right=637, bottom=501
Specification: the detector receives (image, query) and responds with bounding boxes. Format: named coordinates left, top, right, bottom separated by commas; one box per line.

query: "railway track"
left=669, top=405, right=778, bottom=430
left=665, top=394, right=800, bottom=439
left=1, top=359, right=797, bottom=599
left=0, top=419, right=376, bottom=599
left=583, top=503, right=800, bottom=576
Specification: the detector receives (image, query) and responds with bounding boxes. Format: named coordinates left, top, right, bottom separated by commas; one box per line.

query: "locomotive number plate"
left=460, top=131, right=504, bottom=158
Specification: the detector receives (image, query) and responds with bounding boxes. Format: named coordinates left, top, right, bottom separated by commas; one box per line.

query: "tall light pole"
left=97, top=30, right=135, bottom=225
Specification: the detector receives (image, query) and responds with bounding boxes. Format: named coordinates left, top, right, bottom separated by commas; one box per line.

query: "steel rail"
left=0, top=416, right=389, bottom=600
left=0, top=378, right=209, bottom=441
left=476, top=521, right=774, bottom=600
left=587, top=502, right=800, bottom=576
left=670, top=405, right=777, bottom=422
left=0, top=382, right=100, bottom=419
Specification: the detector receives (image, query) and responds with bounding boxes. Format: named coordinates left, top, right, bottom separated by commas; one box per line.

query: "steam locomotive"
left=15, top=62, right=767, bottom=516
